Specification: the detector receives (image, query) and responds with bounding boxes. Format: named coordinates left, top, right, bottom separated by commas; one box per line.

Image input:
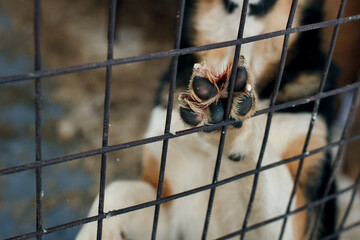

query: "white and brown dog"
left=77, top=0, right=359, bottom=239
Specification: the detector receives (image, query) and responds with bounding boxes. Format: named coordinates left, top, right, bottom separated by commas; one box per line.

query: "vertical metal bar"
left=34, top=0, right=43, bottom=238
left=310, top=81, right=360, bottom=240
left=96, top=1, right=117, bottom=239
left=336, top=172, right=360, bottom=231
left=201, top=1, right=250, bottom=239
left=150, top=0, right=186, bottom=239
left=240, top=1, right=298, bottom=239
left=279, top=1, right=347, bottom=238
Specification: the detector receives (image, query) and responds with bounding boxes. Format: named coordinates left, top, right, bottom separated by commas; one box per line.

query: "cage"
left=0, top=0, right=359, bottom=239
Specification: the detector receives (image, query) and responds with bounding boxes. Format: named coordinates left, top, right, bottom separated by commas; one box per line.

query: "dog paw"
left=179, top=57, right=256, bottom=128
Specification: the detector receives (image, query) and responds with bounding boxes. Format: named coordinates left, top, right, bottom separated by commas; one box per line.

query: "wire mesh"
left=279, top=0, right=347, bottom=238
left=240, top=1, right=299, bottom=239
left=202, top=1, right=250, bottom=239
left=0, top=0, right=359, bottom=239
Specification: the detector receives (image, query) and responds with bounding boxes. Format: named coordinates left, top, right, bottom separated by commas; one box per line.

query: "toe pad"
left=192, top=76, right=217, bottom=100
left=180, top=107, right=202, bottom=126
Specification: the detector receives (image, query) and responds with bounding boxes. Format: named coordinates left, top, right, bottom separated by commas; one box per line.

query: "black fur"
left=223, top=0, right=239, bottom=14
left=155, top=1, right=339, bottom=238
left=154, top=52, right=196, bottom=107
left=305, top=151, right=338, bottom=239
left=257, top=2, right=339, bottom=126
left=249, top=0, right=278, bottom=17
left=154, top=0, right=196, bottom=107
left=256, top=1, right=338, bottom=237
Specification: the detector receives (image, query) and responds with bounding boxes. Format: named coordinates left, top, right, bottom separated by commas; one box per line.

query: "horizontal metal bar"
left=1, top=82, right=359, bottom=176
left=7, top=175, right=359, bottom=240
left=2, top=2, right=359, bottom=240
left=241, top=1, right=299, bottom=238
left=0, top=14, right=359, bottom=84
left=254, top=82, right=360, bottom=117
left=216, top=183, right=360, bottom=240
left=279, top=0, right=347, bottom=237
left=319, top=220, right=360, bottom=240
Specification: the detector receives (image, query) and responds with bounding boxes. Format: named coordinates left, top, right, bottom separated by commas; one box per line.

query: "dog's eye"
left=223, top=0, right=238, bottom=14
left=249, top=0, right=277, bottom=17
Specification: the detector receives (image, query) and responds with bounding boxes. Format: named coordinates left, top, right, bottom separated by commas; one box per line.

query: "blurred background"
left=0, top=0, right=359, bottom=239
left=0, top=0, right=177, bottom=238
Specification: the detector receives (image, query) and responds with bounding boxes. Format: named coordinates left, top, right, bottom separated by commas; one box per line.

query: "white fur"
left=75, top=181, right=171, bottom=240
left=76, top=1, right=304, bottom=237
left=77, top=104, right=359, bottom=239
left=193, top=0, right=264, bottom=76
left=77, top=105, right=300, bottom=239
left=76, top=1, right=360, bottom=239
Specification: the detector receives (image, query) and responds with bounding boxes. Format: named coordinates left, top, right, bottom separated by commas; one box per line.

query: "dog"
left=76, top=0, right=359, bottom=239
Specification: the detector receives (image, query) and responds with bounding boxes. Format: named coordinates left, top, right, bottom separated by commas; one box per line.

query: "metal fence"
left=0, top=0, right=359, bottom=239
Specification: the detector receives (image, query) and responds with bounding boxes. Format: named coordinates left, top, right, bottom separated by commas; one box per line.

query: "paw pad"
left=234, top=94, right=253, bottom=116
left=234, top=66, right=248, bottom=91
left=192, top=76, right=218, bottom=100
left=179, top=58, right=256, bottom=127
left=208, top=101, right=225, bottom=124
left=179, top=107, right=202, bottom=126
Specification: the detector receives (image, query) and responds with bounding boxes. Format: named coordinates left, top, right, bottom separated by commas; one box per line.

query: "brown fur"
left=190, top=1, right=333, bottom=237
left=323, top=0, right=360, bottom=87
left=323, top=0, right=360, bottom=184
left=282, top=132, right=327, bottom=239
left=253, top=0, right=300, bottom=87
left=276, top=73, right=322, bottom=102
left=292, top=187, right=308, bottom=240
left=76, top=1, right=357, bottom=239
left=141, top=148, right=173, bottom=203
left=193, top=0, right=303, bottom=91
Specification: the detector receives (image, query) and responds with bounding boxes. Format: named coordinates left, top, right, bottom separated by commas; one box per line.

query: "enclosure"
left=0, top=0, right=360, bottom=239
